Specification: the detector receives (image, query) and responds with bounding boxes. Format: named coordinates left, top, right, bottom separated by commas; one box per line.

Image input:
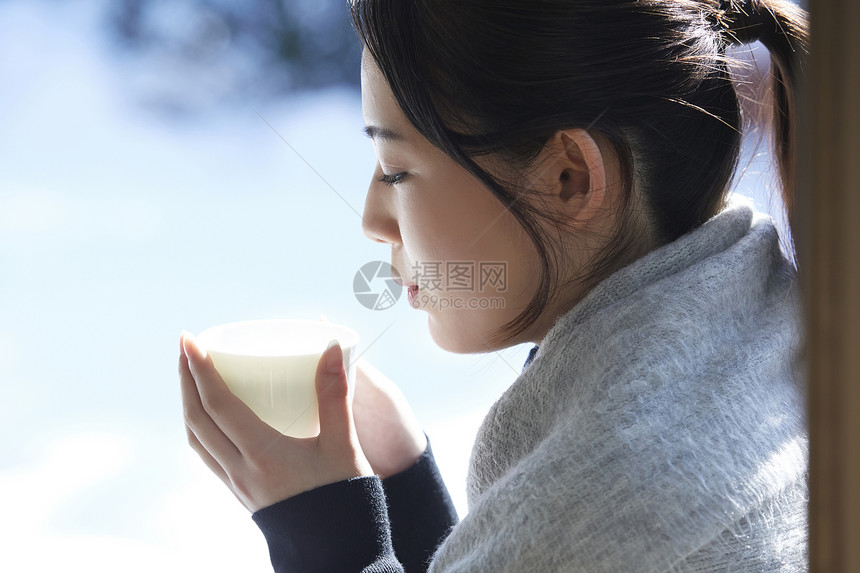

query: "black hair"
left=352, top=0, right=808, bottom=345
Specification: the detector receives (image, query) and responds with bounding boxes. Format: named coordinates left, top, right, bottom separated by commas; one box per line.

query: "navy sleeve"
left=382, top=441, right=459, bottom=572
left=252, top=442, right=457, bottom=573
left=252, top=476, right=404, bottom=572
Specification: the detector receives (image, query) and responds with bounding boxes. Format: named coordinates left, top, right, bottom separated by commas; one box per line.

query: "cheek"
left=399, top=177, right=516, bottom=261
left=397, top=193, right=450, bottom=261
left=402, top=198, right=541, bottom=309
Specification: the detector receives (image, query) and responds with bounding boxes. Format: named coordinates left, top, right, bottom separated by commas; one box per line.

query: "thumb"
left=315, top=340, right=353, bottom=441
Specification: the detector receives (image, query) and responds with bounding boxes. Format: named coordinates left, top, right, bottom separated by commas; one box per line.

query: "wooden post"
left=802, top=0, right=860, bottom=570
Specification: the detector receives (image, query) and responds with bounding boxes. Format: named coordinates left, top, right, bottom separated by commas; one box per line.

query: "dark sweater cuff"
left=381, top=441, right=459, bottom=572
left=252, top=476, right=395, bottom=573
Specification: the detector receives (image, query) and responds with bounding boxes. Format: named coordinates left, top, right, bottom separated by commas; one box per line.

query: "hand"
left=352, top=358, right=427, bottom=479
left=179, top=332, right=373, bottom=512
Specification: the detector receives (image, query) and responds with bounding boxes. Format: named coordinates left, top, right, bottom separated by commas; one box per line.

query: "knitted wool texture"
left=429, top=201, right=807, bottom=572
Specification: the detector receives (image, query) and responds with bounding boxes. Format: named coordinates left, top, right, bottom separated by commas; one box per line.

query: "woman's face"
left=360, top=51, right=554, bottom=353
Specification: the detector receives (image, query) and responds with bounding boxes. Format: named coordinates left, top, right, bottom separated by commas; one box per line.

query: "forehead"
left=360, top=48, right=375, bottom=77
left=360, top=50, right=407, bottom=132
left=360, top=50, right=387, bottom=112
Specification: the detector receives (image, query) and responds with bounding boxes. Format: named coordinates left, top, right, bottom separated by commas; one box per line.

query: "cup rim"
left=196, top=318, right=359, bottom=357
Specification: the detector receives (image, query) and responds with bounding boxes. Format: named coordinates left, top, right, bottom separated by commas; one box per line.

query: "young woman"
left=179, top=0, right=809, bottom=570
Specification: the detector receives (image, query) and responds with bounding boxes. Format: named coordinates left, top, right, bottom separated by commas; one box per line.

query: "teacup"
left=196, top=319, right=359, bottom=438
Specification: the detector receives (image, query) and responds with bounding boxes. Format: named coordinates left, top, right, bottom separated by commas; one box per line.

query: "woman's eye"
left=378, top=171, right=408, bottom=186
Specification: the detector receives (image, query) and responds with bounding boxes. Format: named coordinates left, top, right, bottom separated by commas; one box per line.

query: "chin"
left=426, top=312, right=502, bottom=354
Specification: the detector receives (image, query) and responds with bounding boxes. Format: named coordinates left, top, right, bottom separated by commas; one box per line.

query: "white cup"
left=196, top=319, right=360, bottom=438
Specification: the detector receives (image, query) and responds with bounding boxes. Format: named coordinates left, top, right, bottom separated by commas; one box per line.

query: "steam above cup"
left=196, top=319, right=359, bottom=438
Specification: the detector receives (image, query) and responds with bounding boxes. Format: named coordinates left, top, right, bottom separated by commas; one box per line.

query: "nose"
left=361, top=164, right=401, bottom=245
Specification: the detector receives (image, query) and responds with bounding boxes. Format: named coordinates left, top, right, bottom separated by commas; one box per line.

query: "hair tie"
left=712, top=0, right=764, bottom=46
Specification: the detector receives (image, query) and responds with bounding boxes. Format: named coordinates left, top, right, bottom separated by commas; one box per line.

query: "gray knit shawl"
left=430, top=202, right=807, bottom=572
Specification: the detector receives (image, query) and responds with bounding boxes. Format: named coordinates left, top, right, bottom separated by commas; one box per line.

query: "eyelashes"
left=378, top=171, right=408, bottom=187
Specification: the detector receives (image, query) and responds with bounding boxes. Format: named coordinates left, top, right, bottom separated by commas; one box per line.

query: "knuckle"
left=182, top=403, right=194, bottom=424
left=182, top=401, right=201, bottom=429
left=199, top=392, right=222, bottom=418
left=185, top=425, right=201, bottom=449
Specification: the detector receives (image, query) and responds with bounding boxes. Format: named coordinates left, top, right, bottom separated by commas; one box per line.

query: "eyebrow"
left=363, top=125, right=406, bottom=142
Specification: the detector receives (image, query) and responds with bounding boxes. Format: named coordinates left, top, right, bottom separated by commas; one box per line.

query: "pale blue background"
left=0, top=2, right=786, bottom=570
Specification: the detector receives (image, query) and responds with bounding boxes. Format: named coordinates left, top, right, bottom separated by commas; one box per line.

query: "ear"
left=545, top=129, right=608, bottom=224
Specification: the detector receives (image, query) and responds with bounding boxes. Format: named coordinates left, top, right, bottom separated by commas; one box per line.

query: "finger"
left=183, top=333, right=280, bottom=456
left=185, top=423, right=231, bottom=487
left=180, top=333, right=242, bottom=466
left=315, top=340, right=353, bottom=442
left=180, top=335, right=230, bottom=481
left=186, top=425, right=251, bottom=511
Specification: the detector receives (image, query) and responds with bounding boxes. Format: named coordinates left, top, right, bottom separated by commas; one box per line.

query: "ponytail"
left=715, top=0, right=808, bottom=243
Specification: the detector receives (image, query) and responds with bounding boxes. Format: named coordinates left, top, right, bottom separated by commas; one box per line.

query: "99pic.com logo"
left=353, top=261, right=402, bottom=310
left=353, top=260, right=509, bottom=311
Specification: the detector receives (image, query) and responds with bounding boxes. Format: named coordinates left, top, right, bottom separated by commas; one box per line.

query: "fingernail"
left=326, top=339, right=342, bottom=374
left=183, top=332, right=207, bottom=360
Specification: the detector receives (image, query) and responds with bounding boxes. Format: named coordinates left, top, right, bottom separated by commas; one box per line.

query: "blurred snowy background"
left=0, top=1, right=786, bottom=571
